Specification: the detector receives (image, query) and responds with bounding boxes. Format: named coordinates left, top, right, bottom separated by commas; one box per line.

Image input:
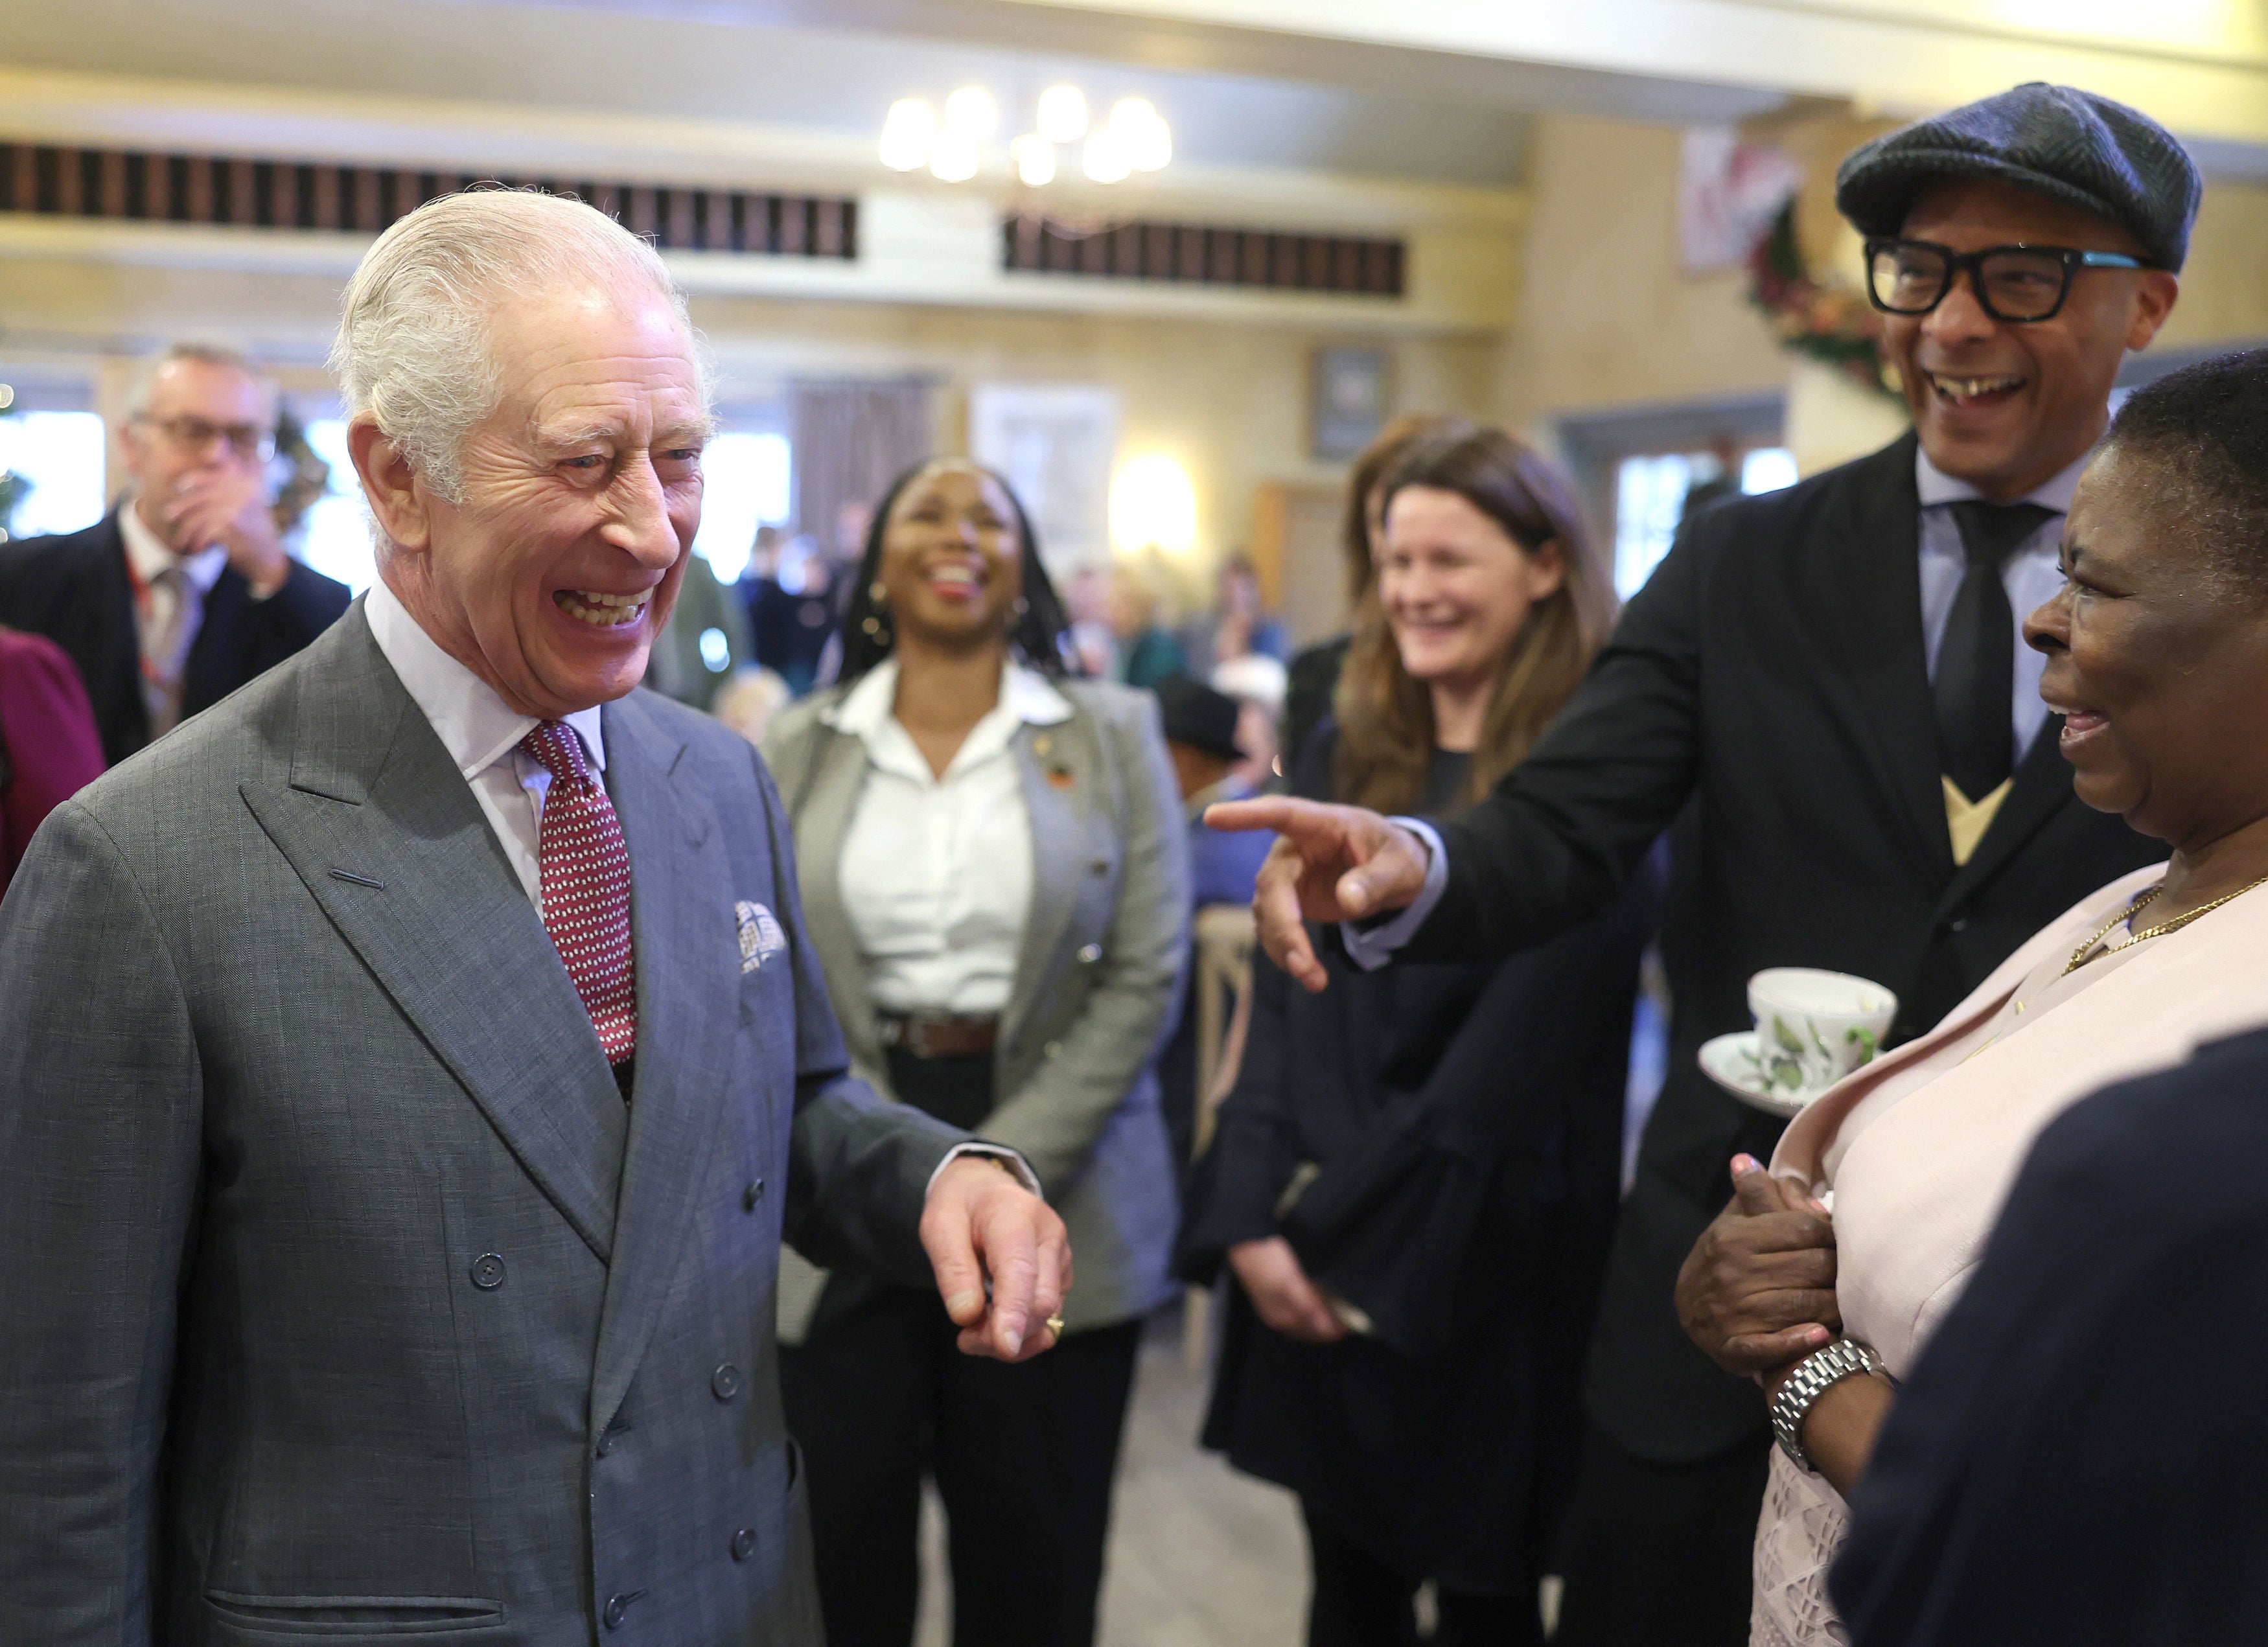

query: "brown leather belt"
left=876, top=1011, right=1001, bottom=1059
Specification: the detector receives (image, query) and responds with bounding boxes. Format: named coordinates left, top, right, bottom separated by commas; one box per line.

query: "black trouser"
left=1547, top=1421, right=1770, bottom=1647
left=779, top=1045, right=1144, bottom=1647
left=1302, top=1505, right=1540, bottom=1647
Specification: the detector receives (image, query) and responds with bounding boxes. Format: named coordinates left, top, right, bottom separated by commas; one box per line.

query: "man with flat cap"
left=1210, top=82, right=2195, bottom=1644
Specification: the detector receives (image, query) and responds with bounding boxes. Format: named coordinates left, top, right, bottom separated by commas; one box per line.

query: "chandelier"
left=879, top=85, right=1172, bottom=189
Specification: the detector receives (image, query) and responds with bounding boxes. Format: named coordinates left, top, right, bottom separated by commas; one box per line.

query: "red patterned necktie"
left=520, top=721, right=638, bottom=1066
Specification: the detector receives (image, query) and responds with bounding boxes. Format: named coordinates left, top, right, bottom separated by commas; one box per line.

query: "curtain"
left=788, top=377, right=934, bottom=563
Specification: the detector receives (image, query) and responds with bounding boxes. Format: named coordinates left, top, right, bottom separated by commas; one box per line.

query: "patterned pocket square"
left=736, top=900, right=788, bottom=973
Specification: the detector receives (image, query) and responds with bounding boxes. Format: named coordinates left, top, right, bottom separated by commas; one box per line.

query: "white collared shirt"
left=119, top=496, right=228, bottom=733
left=829, top=657, right=1073, bottom=1017
left=1914, top=444, right=2086, bottom=761
left=364, top=577, right=606, bottom=909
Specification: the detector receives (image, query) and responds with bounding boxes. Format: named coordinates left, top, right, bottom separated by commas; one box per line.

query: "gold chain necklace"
left=2059, top=873, right=2268, bottom=980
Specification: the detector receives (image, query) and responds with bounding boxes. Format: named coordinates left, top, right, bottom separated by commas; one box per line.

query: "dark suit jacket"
left=1831, top=1025, right=2268, bottom=1646
left=1403, top=433, right=2166, bottom=1463
left=0, top=603, right=966, bottom=1644
left=0, top=507, right=351, bottom=765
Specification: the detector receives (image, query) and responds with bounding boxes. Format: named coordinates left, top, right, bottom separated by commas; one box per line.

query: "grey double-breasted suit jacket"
left=0, top=603, right=968, bottom=1645
left=763, top=673, right=1188, bottom=1337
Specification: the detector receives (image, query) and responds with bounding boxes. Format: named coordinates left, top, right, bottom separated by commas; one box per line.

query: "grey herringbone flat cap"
left=1836, top=82, right=2201, bottom=271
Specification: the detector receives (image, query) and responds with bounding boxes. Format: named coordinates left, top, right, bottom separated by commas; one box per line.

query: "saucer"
left=1698, top=1030, right=1818, bottom=1119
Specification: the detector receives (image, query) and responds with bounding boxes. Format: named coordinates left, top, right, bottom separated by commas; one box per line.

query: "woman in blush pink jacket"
left=1676, top=351, right=2268, bottom=1646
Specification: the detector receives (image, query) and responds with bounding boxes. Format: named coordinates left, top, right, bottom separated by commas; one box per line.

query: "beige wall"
left=1492, top=113, right=1788, bottom=433
left=686, top=293, right=1495, bottom=593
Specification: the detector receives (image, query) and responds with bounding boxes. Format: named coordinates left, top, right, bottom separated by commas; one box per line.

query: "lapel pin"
left=1048, top=766, right=1075, bottom=789
left=1032, top=733, right=1053, bottom=759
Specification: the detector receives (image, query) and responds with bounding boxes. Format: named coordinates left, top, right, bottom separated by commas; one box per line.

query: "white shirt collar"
left=119, top=494, right=227, bottom=594
left=823, top=656, right=1073, bottom=782
left=1915, top=443, right=2093, bottom=515
left=364, top=577, right=607, bottom=779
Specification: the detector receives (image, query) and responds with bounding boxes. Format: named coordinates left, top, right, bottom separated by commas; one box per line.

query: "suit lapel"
left=783, top=722, right=885, bottom=1074
left=1811, top=434, right=1950, bottom=877
left=588, top=692, right=735, bottom=1435
left=1001, top=717, right=1091, bottom=1056
left=238, top=608, right=627, bottom=1260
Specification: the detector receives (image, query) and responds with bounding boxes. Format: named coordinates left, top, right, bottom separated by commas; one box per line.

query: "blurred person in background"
left=1280, top=413, right=1472, bottom=769
left=1183, top=551, right=1289, bottom=676
left=746, top=525, right=839, bottom=695
left=643, top=548, right=749, bottom=711
left=1063, top=564, right=1119, bottom=677
left=0, top=623, right=104, bottom=895
left=763, top=457, right=1189, bottom=1647
left=1152, top=673, right=1277, bottom=1169
left=1105, top=560, right=1186, bottom=689
left=1180, top=427, right=1654, bottom=1646
left=0, top=343, right=350, bottom=766
left=710, top=663, right=793, bottom=748
left=1213, top=650, right=1289, bottom=792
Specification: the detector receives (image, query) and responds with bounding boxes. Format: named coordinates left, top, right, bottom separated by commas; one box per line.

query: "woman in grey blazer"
left=763, top=458, right=1189, bottom=1647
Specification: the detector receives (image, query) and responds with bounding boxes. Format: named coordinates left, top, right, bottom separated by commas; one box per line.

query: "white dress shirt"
left=364, top=577, right=606, bottom=908
left=827, top=657, right=1074, bottom=1016
left=1348, top=443, right=2094, bottom=969
left=119, top=496, right=227, bottom=735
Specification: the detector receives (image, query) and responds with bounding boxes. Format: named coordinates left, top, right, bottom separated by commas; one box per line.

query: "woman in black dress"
left=1181, top=426, right=1654, bottom=1646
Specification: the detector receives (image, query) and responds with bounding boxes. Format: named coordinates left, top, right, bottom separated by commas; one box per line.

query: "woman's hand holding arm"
left=1676, top=1154, right=1841, bottom=1376
left=1229, top=1236, right=1348, bottom=1344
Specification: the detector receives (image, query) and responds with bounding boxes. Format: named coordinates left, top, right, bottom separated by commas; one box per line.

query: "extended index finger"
left=1205, top=795, right=1311, bottom=836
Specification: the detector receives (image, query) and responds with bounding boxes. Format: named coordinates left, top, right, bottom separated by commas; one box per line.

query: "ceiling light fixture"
left=879, top=84, right=1169, bottom=196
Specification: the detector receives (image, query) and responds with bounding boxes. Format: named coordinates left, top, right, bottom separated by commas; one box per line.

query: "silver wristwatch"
left=1769, top=1337, right=1886, bottom=1472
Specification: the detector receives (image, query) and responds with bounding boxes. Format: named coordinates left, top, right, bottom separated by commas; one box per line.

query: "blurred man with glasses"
left=0, top=343, right=349, bottom=765
left=1211, top=83, right=2194, bottom=1644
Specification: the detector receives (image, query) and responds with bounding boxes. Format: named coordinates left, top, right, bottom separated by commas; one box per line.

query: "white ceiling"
left=0, top=0, right=1573, bottom=187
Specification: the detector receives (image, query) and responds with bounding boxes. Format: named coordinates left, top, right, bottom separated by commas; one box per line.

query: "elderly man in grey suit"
left=0, top=189, right=1069, bottom=1646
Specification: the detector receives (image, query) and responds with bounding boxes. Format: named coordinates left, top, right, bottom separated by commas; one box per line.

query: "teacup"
left=1746, top=968, right=1898, bottom=1100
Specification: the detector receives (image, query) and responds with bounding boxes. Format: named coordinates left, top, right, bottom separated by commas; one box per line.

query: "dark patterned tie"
left=1936, top=501, right=2057, bottom=803
left=520, top=721, right=638, bottom=1066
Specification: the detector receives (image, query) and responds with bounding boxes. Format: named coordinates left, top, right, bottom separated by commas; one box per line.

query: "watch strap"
left=1769, top=1337, right=1884, bottom=1473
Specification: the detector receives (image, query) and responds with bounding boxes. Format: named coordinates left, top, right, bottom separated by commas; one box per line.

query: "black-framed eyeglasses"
left=133, top=412, right=277, bottom=463
left=1863, top=236, right=2157, bottom=324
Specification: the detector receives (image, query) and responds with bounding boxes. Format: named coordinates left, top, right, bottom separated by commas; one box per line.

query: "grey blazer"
left=764, top=671, right=1188, bottom=1337
left=0, top=604, right=967, bottom=1646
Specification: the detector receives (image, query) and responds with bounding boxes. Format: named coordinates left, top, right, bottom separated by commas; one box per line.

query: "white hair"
left=329, top=187, right=713, bottom=503
left=126, top=341, right=277, bottom=420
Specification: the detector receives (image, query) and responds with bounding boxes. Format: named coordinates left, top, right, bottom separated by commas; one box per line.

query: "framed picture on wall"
left=1310, top=346, right=1391, bottom=460
left=969, top=383, right=1121, bottom=573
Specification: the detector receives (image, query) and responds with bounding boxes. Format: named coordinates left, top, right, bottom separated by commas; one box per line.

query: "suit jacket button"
left=603, top=1593, right=636, bottom=1630
left=1043, top=1041, right=1063, bottom=1059
left=730, top=1526, right=757, bottom=1562
left=1077, top=943, right=1103, bottom=964
left=470, top=1254, right=505, bottom=1290
left=712, top=1363, right=742, bottom=1401
left=1947, top=916, right=1970, bottom=933
left=742, top=1180, right=764, bottom=1213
